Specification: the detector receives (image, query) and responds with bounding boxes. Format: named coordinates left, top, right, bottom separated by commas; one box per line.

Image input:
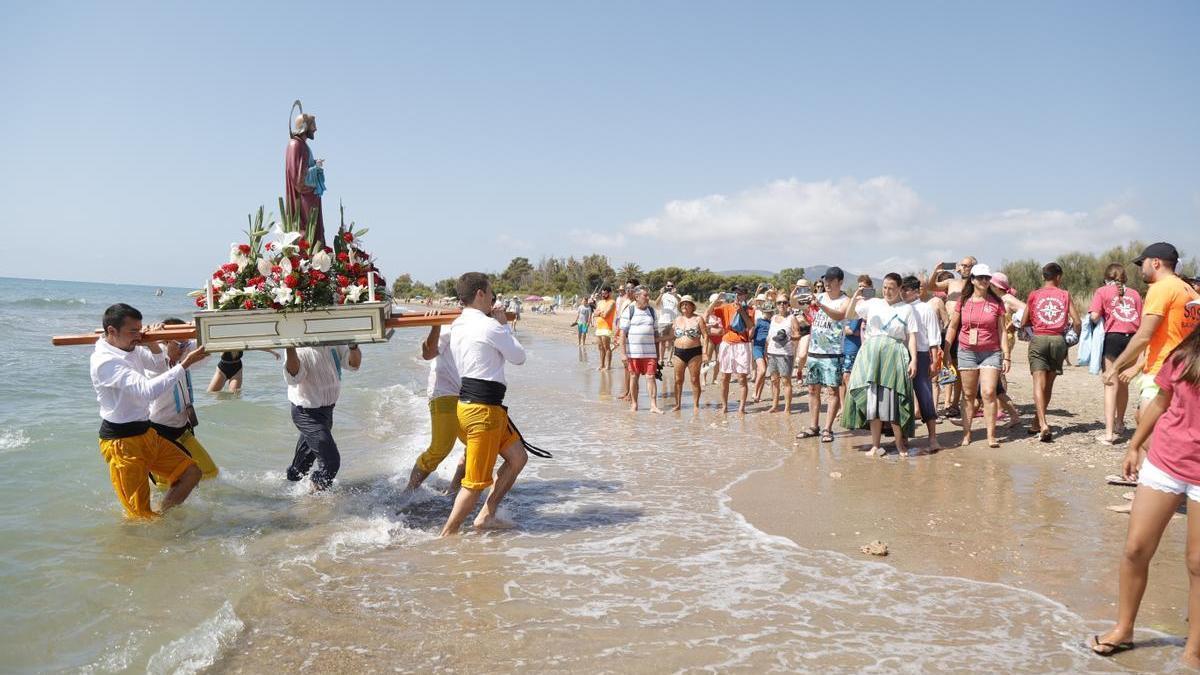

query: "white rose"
left=310, top=249, right=332, bottom=273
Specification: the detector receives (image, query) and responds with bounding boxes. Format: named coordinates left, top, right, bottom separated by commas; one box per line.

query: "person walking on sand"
left=1090, top=325, right=1200, bottom=664
left=1108, top=243, right=1200, bottom=422
left=614, top=280, right=637, bottom=400
left=671, top=295, right=705, bottom=412
left=928, top=257, right=976, bottom=418
left=901, top=276, right=943, bottom=451
left=440, top=273, right=529, bottom=536
left=592, top=286, right=617, bottom=371
left=1017, top=262, right=1080, bottom=442
left=283, top=341, right=362, bottom=491
left=943, top=264, right=1010, bottom=448
left=842, top=274, right=918, bottom=456
left=404, top=321, right=467, bottom=493
left=655, top=281, right=680, bottom=367
left=708, top=286, right=754, bottom=414
left=766, top=298, right=802, bottom=414
left=90, top=304, right=207, bottom=519
left=618, top=286, right=665, bottom=414
left=1089, top=263, right=1143, bottom=444
left=703, top=293, right=725, bottom=386
left=751, top=297, right=773, bottom=403
left=798, top=267, right=852, bottom=443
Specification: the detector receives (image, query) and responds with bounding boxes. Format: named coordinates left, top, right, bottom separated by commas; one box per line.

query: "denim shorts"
left=958, top=348, right=1003, bottom=371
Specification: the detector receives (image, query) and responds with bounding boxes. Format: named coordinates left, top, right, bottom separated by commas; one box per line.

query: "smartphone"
left=860, top=287, right=876, bottom=299
left=723, top=292, right=736, bottom=303
left=938, top=262, right=956, bottom=272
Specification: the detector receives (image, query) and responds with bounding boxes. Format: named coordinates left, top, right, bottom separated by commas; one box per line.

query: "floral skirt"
left=843, top=336, right=915, bottom=437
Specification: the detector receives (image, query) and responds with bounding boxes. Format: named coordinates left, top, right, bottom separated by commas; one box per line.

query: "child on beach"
left=1092, top=324, right=1200, bottom=664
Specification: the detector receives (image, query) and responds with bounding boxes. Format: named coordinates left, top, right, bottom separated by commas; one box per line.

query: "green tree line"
left=393, top=242, right=1196, bottom=303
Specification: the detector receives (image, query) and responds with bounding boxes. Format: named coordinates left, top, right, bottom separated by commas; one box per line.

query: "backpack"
left=624, top=304, right=656, bottom=325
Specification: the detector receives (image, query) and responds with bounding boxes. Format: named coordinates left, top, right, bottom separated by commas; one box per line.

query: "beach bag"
left=730, top=307, right=747, bottom=334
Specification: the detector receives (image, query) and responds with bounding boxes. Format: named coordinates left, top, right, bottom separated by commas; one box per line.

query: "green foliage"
left=434, top=277, right=458, bottom=298
left=391, top=273, right=433, bottom=299
left=774, top=267, right=806, bottom=290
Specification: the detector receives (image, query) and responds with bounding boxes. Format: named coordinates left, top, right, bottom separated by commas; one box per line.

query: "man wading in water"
left=440, top=273, right=530, bottom=536
left=90, top=304, right=208, bottom=519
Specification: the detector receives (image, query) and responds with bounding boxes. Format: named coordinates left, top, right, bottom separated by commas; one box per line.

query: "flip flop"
left=1106, top=503, right=1132, bottom=514
left=820, top=430, right=834, bottom=443
left=1090, top=635, right=1134, bottom=656
left=1106, top=474, right=1138, bottom=487
left=1040, top=430, right=1053, bottom=443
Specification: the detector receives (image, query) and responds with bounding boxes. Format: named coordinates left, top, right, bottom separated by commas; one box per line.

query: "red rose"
left=212, top=270, right=223, bottom=279
left=336, top=293, right=345, bottom=304
left=295, top=291, right=304, bottom=301
left=342, top=232, right=354, bottom=243
left=290, top=256, right=301, bottom=269
left=297, top=239, right=309, bottom=250
left=222, top=262, right=238, bottom=273
left=195, top=296, right=206, bottom=308
left=337, top=275, right=349, bottom=287
left=243, top=299, right=254, bottom=310
left=238, top=244, right=251, bottom=254
left=271, top=265, right=282, bottom=274
left=271, top=302, right=282, bottom=310
left=357, top=276, right=368, bottom=287
left=336, top=252, right=349, bottom=263
left=284, top=274, right=299, bottom=288
left=324, top=247, right=333, bottom=254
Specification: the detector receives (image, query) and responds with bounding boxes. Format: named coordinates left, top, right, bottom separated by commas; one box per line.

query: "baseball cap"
left=1132, top=242, right=1180, bottom=265
left=970, top=263, right=993, bottom=278
left=731, top=285, right=748, bottom=294
left=822, top=266, right=845, bottom=281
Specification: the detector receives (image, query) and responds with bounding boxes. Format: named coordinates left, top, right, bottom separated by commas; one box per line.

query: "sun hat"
left=795, top=278, right=810, bottom=287
left=970, top=263, right=993, bottom=278
left=755, top=293, right=767, bottom=302
left=990, top=272, right=1011, bottom=294
left=679, top=295, right=696, bottom=308
left=708, top=292, right=721, bottom=304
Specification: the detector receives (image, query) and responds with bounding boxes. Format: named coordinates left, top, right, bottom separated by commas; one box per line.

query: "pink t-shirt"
left=957, top=296, right=1005, bottom=351
left=1088, top=284, right=1143, bottom=334
left=1027, top=287, right=1070, bottom=336
left=1148, top=356, right=1200, bottom=484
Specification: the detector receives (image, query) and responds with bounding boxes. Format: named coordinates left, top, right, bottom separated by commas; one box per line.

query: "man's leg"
left=720, top=373, right=732, bottom=413
left=629, top=371, right=641, bottom=411
left=648, top=369, right=664, bottom=414
left=293, top=406, right=340, bottom=490
left=407, top=397, right=460, bottom=491
left=1032, top=370, right=1049, bottom=432
left=475, top=435, right=528, bottom=529
left=809, top=384, right=823, bottom=430
left=162, top=464, right=201, bottom=511
left=441, top=403, right=501, bottom=536
left=286, top=412, right=317, bottom=483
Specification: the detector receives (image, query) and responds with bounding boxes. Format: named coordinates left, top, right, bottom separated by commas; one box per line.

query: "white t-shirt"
left=907, top=300, right=943, bottom=352
left=618, top=304, right=658, bottom=359
left=856, top=298, right=917, bottom=343
left=426, top=330, right=461, bottom=399
left=658, top=293, right=679, bottom=326
left=766, top=314, right=796, bottom=356
left=285, top=346, right=357, bottom=408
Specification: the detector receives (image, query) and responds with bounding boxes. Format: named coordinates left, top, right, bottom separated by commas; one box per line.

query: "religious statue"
left=285, top=100, right=326, bottom=245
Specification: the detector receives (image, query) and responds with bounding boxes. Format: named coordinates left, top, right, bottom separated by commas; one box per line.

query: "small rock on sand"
left=860, top=540, right=889, bottom=556
left=829, top=471, right=843, bottom=479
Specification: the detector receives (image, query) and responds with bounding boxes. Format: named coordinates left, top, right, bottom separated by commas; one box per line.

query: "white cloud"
left=571, top=176, right=1145, bottom=275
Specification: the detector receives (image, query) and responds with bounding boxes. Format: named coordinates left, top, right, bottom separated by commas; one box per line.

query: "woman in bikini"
left=671, top=296, right=704, bottom=412
left=208, top=349, right=280, bottom=394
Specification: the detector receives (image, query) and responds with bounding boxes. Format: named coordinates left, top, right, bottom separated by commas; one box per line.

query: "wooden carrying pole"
left=49, top=309, right=510, bottom=346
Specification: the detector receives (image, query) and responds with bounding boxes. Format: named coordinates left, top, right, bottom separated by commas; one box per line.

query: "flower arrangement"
left=192, top=202, right=388, bottom=312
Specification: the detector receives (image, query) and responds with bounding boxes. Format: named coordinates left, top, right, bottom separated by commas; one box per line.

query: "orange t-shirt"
left=715, top=304, right=750, bottom=343
left=1142, top=275, right=1200, bottom=375
left=593, top=299, right=616, bottom=331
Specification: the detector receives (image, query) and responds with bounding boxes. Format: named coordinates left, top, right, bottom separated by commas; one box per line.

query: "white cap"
left=755, top=294, right=767, bottom=302
left=971, top=263, right=993, bottom=277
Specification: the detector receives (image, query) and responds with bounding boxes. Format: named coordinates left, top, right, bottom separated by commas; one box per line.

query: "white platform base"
left=194, top=302, right=392, bottom=351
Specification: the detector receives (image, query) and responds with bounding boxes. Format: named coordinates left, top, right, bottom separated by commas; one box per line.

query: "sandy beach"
left=517, top=308, right=1191, bottom=669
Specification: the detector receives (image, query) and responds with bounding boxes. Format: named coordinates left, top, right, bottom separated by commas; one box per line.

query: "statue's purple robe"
left=285, top=137, right=325, bottom=245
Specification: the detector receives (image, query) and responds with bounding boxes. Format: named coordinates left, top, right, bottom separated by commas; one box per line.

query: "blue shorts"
left=753, top=344, right=766, bottom=361
left=577, top=323, right=589, bottom=335
left=842, top=350, right=858, bottom=374
left=805, top=355, right=843, bottom=387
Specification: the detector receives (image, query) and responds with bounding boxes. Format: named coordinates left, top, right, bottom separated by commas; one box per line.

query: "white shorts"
left=718, top=342, right=752, bottom=375
left=1139, top=457, right=1200, bottom=502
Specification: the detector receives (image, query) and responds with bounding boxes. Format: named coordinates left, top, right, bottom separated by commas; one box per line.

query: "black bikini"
left=674, top=345, right=703, bottom=364
left=217, top=351, right=243, bottom=379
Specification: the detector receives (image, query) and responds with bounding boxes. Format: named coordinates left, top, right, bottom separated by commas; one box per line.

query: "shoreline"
left=516, top=309, right=1191, bottom=667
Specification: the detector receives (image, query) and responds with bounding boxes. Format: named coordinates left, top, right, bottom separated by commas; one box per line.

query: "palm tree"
left=618, top=262, right=644, bottom=284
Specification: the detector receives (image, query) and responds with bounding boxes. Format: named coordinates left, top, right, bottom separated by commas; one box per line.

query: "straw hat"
left=795, top=278, right=811, bottom=287
left=708, top=292, right=721, bottom=304
left=679, top=295, right=696, bottom=309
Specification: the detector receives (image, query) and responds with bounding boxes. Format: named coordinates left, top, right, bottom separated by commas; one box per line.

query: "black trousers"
left=287, top=404, right=339, bottom=490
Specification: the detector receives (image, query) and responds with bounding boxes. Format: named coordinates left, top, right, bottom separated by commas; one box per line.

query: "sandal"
left=820, top=430, right=834, bottom=443
left=1040, top=429, right=1053, bottom=443
left=1090, top=634, right=1134, bottom=656
left=988, top=440, right=1001, bottom=449
left=796, top=427, right=820, bottom=439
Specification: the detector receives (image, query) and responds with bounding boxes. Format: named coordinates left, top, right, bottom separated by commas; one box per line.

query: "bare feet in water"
left=473, top=512, right=516, bottom=530
left=649, top=405, right=665, bottom=415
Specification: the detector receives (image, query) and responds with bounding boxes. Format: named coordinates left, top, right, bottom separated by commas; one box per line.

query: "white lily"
left=343, top=284, right=365, bottom=304
left=218, top=288, right=242, bottom=305
left=269, top=224, right=303, bottom=251
left=257, top=257, right=273, bottom=277
left=212, top=277, right=225, bottom=290
left=310, top=249, right=331, bottom=272
left=280, top=257, right=293, bottom=276
left=272, top=286, right=293, bottom=305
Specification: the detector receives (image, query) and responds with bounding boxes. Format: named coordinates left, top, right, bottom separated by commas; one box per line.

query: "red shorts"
left=627, top=357, right=657, bottom=376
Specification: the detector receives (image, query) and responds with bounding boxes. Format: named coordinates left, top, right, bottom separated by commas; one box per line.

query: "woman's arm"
left=944, top=311, right=961, bottom=351
left=1124, top=389, right=1173, bottom=480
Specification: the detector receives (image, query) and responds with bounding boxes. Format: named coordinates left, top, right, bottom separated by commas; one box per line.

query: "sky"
left=3, top=1, right=1198, bottom=287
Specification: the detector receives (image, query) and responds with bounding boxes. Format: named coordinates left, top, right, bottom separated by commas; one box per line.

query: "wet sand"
left=520, top=309, right=1192, bottom=669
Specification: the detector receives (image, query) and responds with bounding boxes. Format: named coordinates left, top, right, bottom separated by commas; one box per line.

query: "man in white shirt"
left=614, top=280, right=637, bottom=401
left=145, top=317, right=219, bottom=487
left=90, top=303, right=207, bottom=519
left=440, top=272, right=529, bottom=536
left=283, top=342, right=362, bottom=491
left=619, top=286, right=665, bottom=414
left=902, top=276, right=944, bottom=451
left=405, top=321, right=467, bottom=492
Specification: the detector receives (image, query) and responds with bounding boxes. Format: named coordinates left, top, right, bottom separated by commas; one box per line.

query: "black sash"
left=98, top=420, right=151, bottom=440
left=458, top=378, right=552, bottom=458
left=149, top=422, right=187, bottom=441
